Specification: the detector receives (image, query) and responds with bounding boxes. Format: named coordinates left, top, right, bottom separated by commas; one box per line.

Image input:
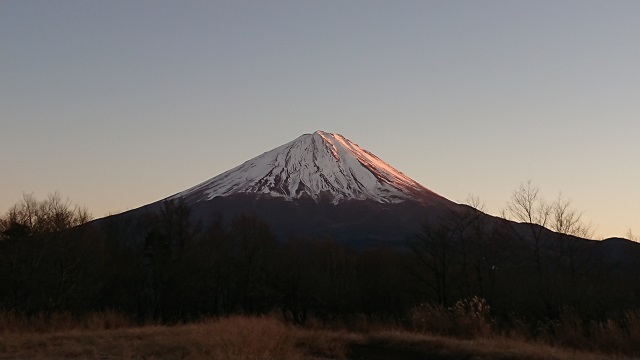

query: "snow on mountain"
left=171, top=131, right=446, bottom=205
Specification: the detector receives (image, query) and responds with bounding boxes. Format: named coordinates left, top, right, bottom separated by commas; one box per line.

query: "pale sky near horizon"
left=1, top=1, right=638, bottom=239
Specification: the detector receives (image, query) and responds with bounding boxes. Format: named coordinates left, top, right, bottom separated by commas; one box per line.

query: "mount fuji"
left=105, top=131, right=466, bottom=244
left=170, top=131, right=452, bottom=207
left=93, top=130, right=640, bottom=264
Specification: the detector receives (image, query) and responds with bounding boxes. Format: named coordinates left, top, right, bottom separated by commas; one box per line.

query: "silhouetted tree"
left=275, top=237, right=316, bottom=324
left=230, top=214, right=277, bottom=314
left=409, top=219, right=456, bottom=307
left=177, top=215, right=231, bottom=316
left=140, top=198, right=198, bottom=321
left=355, top=246, right=409, bottom=318
left=503, top=181, right=551, bottom=274
left=0, top=193, right=93, bottom=313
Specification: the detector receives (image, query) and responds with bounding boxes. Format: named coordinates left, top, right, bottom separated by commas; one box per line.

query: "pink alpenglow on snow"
left=171, top=131, right=448, bottom=205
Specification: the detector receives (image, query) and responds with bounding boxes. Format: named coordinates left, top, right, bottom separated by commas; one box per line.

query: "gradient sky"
left=1, top=1, right=638, bottom=239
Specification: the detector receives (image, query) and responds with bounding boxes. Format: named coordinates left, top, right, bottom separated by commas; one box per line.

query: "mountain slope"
left=170, top=131, right=450, bottom=206
left=97, top=130, right=467, bottom=244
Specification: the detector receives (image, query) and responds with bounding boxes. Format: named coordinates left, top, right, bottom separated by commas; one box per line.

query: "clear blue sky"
left=1, top=1, right=638, bottom=239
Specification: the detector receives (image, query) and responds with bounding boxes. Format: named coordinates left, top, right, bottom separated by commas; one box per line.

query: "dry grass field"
left=1, top=311, right=635, bottom=360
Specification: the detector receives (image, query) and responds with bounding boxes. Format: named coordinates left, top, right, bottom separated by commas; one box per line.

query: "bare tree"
left=0, top=192, right=91, bottom=238
left=0, top=193, right=39, bottom=237
left=461, top=194, right=489, bottom=298
left=502, top=182, right=601, bottom=317
left=231, top=214, right=277, bottom=314
left=549, top=194, right=594, bottom=282
left=503, top=180, right=550, bottom=273
left=0, top=192, right=93, bottom=313
left=550, top=193, right=593, bottom=239
left=466, top=194, right=486, bottom=213
left=409, top=220, right=456, bottom=306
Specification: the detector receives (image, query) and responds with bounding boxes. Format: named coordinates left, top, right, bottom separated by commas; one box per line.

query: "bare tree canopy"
left=0, top=192, right=92, bottom=239
left=550, top=193, right=593, bottom=239
left=503, top=180, right=551, bottom=228
left=502, top=181, right=593, bottom=239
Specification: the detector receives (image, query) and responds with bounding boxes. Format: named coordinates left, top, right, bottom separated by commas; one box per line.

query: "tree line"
left=1, top=186, right=639, bottom=330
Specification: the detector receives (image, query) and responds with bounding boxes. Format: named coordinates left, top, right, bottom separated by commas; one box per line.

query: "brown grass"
left=409, top=296, right=493, bottom=339
left=0, top=315, right=301, bottom=360
left=1, top=311, right=637, bottom=360
left=408, top=298, right=640, bottom=357
left=0, top=310, right=134, bottom=334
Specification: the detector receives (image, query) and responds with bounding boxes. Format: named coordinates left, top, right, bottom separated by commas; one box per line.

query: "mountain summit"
left=172, top=131, right=447, bottom=205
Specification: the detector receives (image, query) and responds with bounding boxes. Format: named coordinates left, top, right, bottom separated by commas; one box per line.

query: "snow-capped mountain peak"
left=172, top=131, right=445, bottom=204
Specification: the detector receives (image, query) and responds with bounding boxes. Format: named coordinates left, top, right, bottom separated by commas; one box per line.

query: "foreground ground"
left=1, top=314, right=633, bottom=360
